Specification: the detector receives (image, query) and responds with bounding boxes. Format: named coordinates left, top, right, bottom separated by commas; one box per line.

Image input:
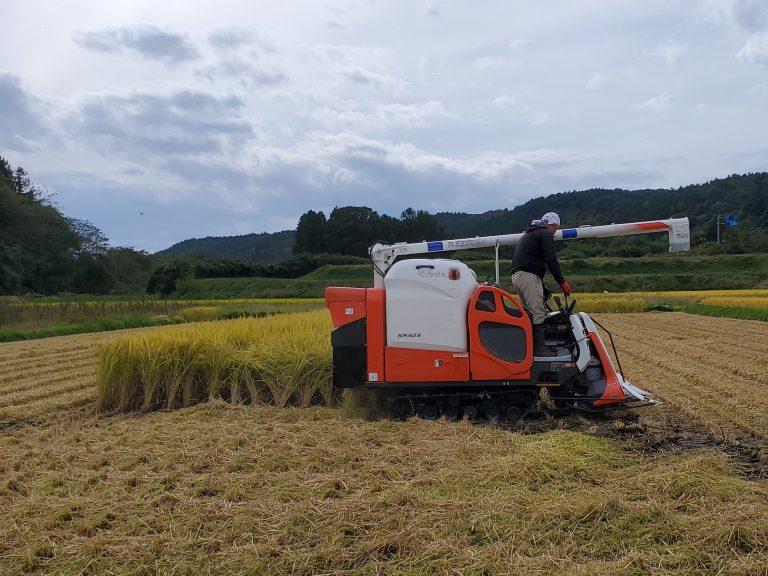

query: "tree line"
left=0, top=156, right=154, bottom=295
left=293, top=206, right=444, bottom=257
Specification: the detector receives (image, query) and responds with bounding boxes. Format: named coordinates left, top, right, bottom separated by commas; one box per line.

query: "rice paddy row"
left=96, top=310, right=333, bottom=413
left=0, top=297, right=324, bottom=328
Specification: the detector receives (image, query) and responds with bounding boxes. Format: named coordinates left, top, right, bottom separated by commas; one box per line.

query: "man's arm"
left=541, top=231, right=566, bottom=285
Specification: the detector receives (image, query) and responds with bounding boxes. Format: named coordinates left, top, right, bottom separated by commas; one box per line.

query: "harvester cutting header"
left=325, top=216, right=690, bottom=422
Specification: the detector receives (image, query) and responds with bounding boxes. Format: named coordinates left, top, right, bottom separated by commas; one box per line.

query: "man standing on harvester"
left=511, top=212, right=572, bottom=355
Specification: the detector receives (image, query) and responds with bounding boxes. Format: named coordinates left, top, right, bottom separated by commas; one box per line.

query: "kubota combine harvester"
left=325, top=218, right=690, bottom=422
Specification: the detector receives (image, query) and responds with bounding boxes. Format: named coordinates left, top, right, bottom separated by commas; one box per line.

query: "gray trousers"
left=511, top=271, right=546, bottom=324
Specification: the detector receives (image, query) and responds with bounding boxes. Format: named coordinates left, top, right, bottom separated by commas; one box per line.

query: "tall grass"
left=97, top=310, right=333, bottom=413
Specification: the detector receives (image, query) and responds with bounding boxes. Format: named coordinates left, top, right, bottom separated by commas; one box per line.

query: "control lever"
left=553, top=296, right=565, bottom=313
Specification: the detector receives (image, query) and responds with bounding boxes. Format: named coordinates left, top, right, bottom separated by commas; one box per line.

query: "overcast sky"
left=1, top=0, right=767, bottom=251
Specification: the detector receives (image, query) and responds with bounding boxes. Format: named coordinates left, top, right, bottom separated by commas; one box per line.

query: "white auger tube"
left=370, top=217, right=690, bottom=288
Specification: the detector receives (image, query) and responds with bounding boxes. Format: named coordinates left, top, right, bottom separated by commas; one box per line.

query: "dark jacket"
left=511, top=223, right=565, bottom=285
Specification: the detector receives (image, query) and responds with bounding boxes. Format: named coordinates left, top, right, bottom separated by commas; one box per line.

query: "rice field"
left=576, top=289, right=768, bottom=314
left=90, top=290, right=768, bottom=419
left=2, top=312, right=768, bottom=574
left=0, top=297, right=324, bottom=328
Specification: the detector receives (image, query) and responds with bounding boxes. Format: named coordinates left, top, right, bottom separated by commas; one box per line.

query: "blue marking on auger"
left=427, top=241, right=444, bottom=252
left=562, top=228, right=577, bottom=239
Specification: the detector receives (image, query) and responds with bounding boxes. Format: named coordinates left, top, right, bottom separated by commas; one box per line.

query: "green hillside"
left=434, top=172, right=768, bottom=249
left=157, top=172, right=768, bottom=263
left=157, top=230, right=294, bottom=263
left=170, top=253, right=768, bottom=298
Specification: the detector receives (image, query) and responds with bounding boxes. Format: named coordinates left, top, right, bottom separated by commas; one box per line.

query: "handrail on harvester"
left=369, top=217, right=690, bottom=287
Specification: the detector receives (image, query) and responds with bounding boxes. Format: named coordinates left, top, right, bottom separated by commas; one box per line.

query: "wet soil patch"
left=514, top=404, right=768, bottom=480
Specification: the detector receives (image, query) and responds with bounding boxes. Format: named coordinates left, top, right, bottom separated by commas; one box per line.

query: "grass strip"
left=0, top=316, right=174, bottom=343
left=681, top=304, right=768, bottom=323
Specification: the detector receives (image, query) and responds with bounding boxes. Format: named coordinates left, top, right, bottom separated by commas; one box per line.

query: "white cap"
left=541, top=212, right=560, bottom=227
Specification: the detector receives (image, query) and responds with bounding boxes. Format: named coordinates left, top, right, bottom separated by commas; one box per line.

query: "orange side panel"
left=468, top=287, right=532, bottom=381
left=588, top=332, right=626, bottom=406
left=325, top=287, right=367, bottom=328
left=365, top=288, right=386, bottom=383
left=385, top=348, right=470, bottom=382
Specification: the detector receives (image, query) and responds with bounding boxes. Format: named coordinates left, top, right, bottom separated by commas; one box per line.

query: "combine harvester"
left=325, top=218, right=690, bottom=422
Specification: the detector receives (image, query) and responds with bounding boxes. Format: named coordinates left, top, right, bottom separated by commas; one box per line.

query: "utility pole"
left=715, top=214, right=720, bottom=244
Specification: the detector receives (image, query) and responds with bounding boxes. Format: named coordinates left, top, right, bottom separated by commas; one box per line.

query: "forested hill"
left=434, top=173, right=768, bottom=243
left=159, top=172, right=768, bottom=261
left=157, top=230, right=294, bottom=263
left=0, top=156, right=154, bottom=295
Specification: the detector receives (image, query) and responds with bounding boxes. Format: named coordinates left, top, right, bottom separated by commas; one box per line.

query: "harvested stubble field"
left=2, top=312, right=768, bottom=574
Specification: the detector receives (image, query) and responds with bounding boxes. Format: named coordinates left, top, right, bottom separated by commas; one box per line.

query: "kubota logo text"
left=417, top=270, right=446, bottom=279
left=398, top=333, right=422, bottom=338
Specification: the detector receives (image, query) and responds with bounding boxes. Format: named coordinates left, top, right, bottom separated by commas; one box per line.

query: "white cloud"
left=492, top=95, right=516, bottom=109
left=73, top=24, right=200, bottom=66
left=632, top=93, right=671, bottom=114
left=737, top=32, right=768, bottom=64
left=472, top=38, right=528, bottom=68
left=492, top=95, right=551, bottom=126
left=311, top=101, right=453, bottom=131
left=731, top=0, right=768, bottom=32
left=747, top=82, right=768, bottom=100
left=644, top=43, right=684, bottom=67
left=586, top=72, right=606, bottom=90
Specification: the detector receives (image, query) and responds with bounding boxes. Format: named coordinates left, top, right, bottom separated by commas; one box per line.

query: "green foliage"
left=680, top=304, right=768, bottom=322
left=293, top=210, right=327, bottom=254
left=0, top=156, right=155, bottom=296
left=102, top=247, right=156, bottom=294
left=157, top=230, right=295, bottom=263
left=0, top=160, right=81, bottom=293
left=293, top=206, right=445, bottom=257
left=146, top=260, right=194, bottom=297
left=192, top=253, right=368, bottom=280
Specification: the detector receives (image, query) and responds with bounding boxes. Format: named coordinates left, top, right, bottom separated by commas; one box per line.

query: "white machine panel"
left=385, top=259, right=478, bottom=352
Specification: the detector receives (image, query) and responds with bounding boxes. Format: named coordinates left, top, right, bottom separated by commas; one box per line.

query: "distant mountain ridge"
left=157, top=172, right=768, bottom=262
left=157, top=230, right=294, bottom=263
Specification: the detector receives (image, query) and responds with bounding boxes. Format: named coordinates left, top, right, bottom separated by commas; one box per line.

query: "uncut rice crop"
left=699, top=296, right=768, bottom=310
left=96, top=310, right=333, bottom=413
left=0, top=297, right=324, bottom=328
left=573, top=295, right=646, bottom=313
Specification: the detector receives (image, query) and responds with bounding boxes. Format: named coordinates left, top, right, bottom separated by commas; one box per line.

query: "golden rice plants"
left=699, top=296, right=768, bottom=310
left=96, top=310, right=333, bottom=413
left=574, top=295, right=646, bottom=313
left=174, top=305, right=223, bottom=323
